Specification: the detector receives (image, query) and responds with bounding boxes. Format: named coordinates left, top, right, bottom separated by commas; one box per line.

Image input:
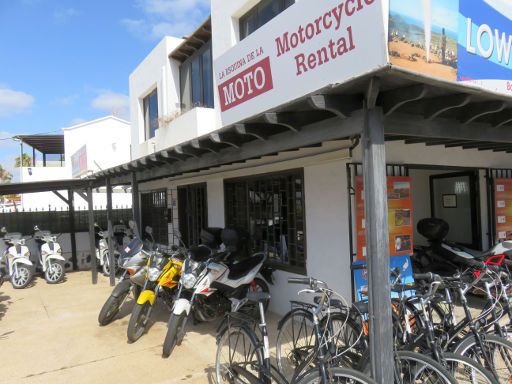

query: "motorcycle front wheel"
left=11, top=265, right=32, bottom=289
left=162, top=312, right=187, bottom=358
left=127, top=302, right=152, bottom=343
left=45, top=262, right=65, bottom=284
left=98, top=294, right=124, bottom=326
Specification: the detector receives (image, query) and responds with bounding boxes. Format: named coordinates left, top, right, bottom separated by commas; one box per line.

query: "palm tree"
left=0, top=164, right=12, bottom=184
left=14, top=153, right=32, bottom=167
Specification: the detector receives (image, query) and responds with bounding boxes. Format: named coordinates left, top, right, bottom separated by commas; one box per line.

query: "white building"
left=97, top=0, right=512, bottom=317
left=18, top=116, right=133, bottom=211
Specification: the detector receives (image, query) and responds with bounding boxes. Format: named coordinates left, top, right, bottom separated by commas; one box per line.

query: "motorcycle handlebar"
left=413, top=272, right=442, bottom=283
left=288, top=277, right=313, bottom=285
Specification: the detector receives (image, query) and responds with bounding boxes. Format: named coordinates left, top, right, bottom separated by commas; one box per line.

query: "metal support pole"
left=87, top=186, right=98, bottom=284
left=361, top=106, right=394, bottom=383
left=68, top=189, right=78, bottom=271
left=43, top=153, right=47, bottom=167
left=131, top=172, right=141, bottom=238
left=106, top=177, right=115, bottom=286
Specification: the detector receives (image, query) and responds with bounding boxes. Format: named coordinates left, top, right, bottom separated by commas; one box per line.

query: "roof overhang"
left=96, top=65, right=512, bottom=186
left=170, top=16, right=211, bottom=62
left=16, top=135, right=65, bottom=155
left=0, top=178, right=94, bottom=195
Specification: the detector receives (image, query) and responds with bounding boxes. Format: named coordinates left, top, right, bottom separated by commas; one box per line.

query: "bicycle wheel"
left=321, top=312, right=366, bottom=368
left=216, top=325, right=263, bottom=384
left=297, top=367, right=377, bottom=384
left=395, top=351, right=457, bottom=384
left=443, top=352, right=498, bottom=384
left=454, top=334, right=512, bottom=382
left=276, top=308, right=316, bottom=379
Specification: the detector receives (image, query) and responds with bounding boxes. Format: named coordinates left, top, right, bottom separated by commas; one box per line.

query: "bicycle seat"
left=353, top=301, right=369, bottom=314
left=246, top=291, right=271, bottom=303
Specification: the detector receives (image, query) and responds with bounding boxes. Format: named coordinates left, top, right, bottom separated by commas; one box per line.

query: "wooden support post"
left=68, top=189, right=78, bottom=271
left=361, top=106, right=393, bottom=383
left=131, top=172, right=141, bottom=238
left=106, top=177, right=115, bottom=286
left=87, top=186, right=98, bottom=284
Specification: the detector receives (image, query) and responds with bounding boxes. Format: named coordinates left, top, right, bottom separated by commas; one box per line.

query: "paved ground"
left=0, top=271, right=280, bottom=384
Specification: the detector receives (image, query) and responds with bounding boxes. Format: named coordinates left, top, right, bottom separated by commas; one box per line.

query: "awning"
left=170, top=16, right=211, bottom=62
left=0, top=178, right=94, bottom=195
left=16, top=135, right=65, bottom=155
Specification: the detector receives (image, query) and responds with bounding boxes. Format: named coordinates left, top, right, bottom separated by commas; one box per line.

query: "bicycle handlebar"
left=288, top=277, right=313, bottom=285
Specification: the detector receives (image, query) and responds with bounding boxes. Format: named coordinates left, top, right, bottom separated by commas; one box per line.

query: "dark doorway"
left=140, top=190, right=168, bottom=244
left=178, top=183, right=208, bottom=247
left=430, top=171, right=480, bottom=249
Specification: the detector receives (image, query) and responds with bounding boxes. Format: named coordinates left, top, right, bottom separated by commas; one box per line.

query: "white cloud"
left=91, top=90, right=129, bottom=119
left=0, top=87, right=34, bottom=117
left=122, top=0, right=210, bottom=40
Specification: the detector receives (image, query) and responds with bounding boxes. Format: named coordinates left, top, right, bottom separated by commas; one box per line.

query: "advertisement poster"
left=213, top=0, right=388, bottom=126
left=495, top=178, right=512, bottom=241
left=389, top=0, right=512, bottom=95
left=355, top=176, right=413, bottom=260
left=352, top=255, right=415, bottom=301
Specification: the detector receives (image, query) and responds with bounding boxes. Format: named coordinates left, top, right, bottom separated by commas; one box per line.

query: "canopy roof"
left=16, top=135, right=65, bottom=155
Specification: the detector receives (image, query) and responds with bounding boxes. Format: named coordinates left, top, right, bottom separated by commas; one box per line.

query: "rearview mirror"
left=128, top=220, right=135, bottom=229
left=0, top=227, right=6, bottom=233
left=34, top=225, right=40, bottom=231
left=145, top=226, right=153, bottom=235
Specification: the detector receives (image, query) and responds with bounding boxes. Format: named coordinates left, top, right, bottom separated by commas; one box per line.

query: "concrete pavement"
left=0, top=271, right=257, bottom=384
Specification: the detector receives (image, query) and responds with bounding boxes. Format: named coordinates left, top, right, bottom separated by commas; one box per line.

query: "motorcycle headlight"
left=148, top=267, right=160, bottom=282
left=181, top=273, right=197, bottom=289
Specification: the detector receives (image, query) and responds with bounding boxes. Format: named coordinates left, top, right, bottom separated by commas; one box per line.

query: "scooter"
left=0, top=227, right=34, bottom=289
left=162, top=227, right=273, bottom=358
left=413, top=217, right=512, bottom=276
left=95, top=223, right=126, bottom=276
left=34, top=226, right=66, bottom=284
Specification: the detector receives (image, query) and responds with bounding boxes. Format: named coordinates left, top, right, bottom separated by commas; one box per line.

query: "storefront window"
left=180, top=42, right=214, bottom=112
left=240, top=0, right=295, bottom=40
left=143, top=88, right=158, bottom=140
left=224, top=169, right=306, bottom=274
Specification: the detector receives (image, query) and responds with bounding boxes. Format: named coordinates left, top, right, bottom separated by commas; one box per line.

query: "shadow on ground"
left=0, top=291, right=12, bottom=322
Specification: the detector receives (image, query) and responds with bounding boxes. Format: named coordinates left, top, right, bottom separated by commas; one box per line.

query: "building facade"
left=123, top=0, right=512, bottom=314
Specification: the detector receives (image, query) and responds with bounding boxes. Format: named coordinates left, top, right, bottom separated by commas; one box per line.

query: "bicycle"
left=216, top=283, right=377, bottom=384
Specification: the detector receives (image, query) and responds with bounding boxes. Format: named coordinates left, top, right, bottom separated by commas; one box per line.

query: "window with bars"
left=224, top=169, right=306, bottom=274
left=141, top=190, right=168, bottom=244
left=178, top=183, right=208, bottom=247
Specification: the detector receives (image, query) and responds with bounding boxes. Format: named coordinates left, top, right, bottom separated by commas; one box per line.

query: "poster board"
left=352, top=255, right=415, bottom=302
left=355, top=176, right=413, bottom=260
left=495, top=178, right=512, bottom=241
left=389, top=0, right=512, bottom=96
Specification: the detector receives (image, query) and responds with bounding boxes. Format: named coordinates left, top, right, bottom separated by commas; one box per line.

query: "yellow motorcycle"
left=127, top=247, right=185, bottom=342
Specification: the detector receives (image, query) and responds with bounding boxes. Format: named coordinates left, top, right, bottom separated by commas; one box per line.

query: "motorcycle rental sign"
left=213, top=0, right=388, bottom=126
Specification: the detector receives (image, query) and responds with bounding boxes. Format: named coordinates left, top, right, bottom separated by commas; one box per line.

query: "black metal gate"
left=177, top=183, right=207, bottom=247
left=141, top=190, right=168, bottom=244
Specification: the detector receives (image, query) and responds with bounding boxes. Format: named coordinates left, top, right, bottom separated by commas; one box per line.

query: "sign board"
left=389, top=0, right=512, bottom=95
left=71, top=145, right=88, bottom=178
left=214, top=0, right=388, bottom=126
left=355, top=176, right=413, bottom=260
left=495, top=178, right=512, bottom=241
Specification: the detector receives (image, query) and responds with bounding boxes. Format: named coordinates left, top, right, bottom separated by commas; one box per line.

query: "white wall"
left=63, top=116, right=131, bottom=175
left=129, top=37, right=183, bottom=159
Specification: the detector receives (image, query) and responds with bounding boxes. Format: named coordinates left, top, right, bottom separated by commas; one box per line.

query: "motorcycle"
left=0, top=227, right=34, bottom=289
left=127, top=238, right=186, bottom=342
left=413, top=217, right=512, bottom=277
left=98, top=224, right=153, bottom=326
left=34, top=226, right=66, bottom=284
left=161, top=227, right=272, bottom=358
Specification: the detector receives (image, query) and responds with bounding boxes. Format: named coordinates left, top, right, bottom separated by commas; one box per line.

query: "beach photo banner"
left=389, top=0, right=512, bottom=95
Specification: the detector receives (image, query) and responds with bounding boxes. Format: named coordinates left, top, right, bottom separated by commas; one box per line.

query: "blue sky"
left=390, top=0, right=459, bottom=34
left=0, top=0, right=210, bottom=177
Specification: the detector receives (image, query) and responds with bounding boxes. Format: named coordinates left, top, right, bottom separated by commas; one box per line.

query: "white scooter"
left=34, top=226, right=66, bottom=284
left=0, top=227, right=34, bottom=289
left=95, top=223, right=129, bottom=276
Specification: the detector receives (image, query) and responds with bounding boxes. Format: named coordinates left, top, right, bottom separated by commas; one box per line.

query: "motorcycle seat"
left=189, top=245, right=212, bottom=262
left=228, top=254, right=264, bottom=280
